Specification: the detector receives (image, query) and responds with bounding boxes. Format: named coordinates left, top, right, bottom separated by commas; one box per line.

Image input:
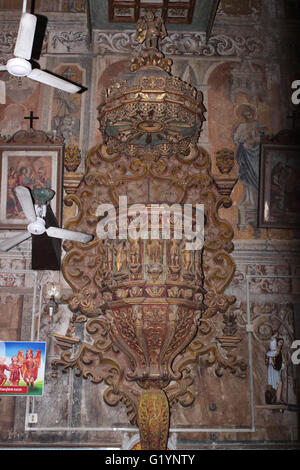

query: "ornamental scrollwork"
left=95, top=30, right=266, bottom=58
left=52, top=19, right=247, bottom=450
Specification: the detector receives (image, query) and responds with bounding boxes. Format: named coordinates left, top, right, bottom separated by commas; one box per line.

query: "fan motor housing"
left=27, top=217, right=46, bottom=235
left=7, top=57, right=32, bottom=77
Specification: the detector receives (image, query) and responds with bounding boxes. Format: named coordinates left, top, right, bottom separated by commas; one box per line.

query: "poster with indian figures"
left=0, top=341, right=46, bottom=396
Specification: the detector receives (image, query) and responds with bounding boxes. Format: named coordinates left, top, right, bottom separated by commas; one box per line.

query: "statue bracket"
left=63, top=172, right=84, bottom=195
left=213, top=174, right=238, bottom=197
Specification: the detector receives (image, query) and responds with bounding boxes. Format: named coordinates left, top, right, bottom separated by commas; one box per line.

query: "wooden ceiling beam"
left=108, top=0, right=196, bottom=24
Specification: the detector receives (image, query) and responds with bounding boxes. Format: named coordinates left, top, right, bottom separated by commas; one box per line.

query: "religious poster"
left=0, top=341, right=46, bottom=396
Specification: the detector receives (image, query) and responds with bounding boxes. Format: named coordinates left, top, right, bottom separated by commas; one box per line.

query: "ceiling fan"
left=0, top=0, right=82, bottom=94
left=0, top=185, right=93, bottom=253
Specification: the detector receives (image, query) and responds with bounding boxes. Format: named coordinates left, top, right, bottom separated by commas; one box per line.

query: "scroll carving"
left=52, top=17, right=247, bottom=449
left=52, top=139, right=246, bottom=430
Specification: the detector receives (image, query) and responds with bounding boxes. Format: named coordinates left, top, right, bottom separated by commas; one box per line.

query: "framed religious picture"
left=258, top=143, right=300, bottom=228
left=0, top=341, right=46, bottom=396
left=0, top=130, right=64, bottom=230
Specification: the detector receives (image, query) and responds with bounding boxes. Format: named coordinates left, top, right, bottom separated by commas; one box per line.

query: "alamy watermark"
left=291, top=80, right=300, bottom=105
left=95, top=196, right=204, bottom=250
left=291, top=340, right=300, bottom=365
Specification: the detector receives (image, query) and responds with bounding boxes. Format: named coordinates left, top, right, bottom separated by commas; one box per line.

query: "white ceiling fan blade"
left=15, top=186, right=37, bottom=223
left=46, top=227, right=93, bottom=243
left=28, top=69, right=81, bottom=93
left=14, top=12, right=37, bottom=60
left=0, top=231, right=31, bottom=252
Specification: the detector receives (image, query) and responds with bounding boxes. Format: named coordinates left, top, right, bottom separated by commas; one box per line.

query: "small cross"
left=24, top=111, right=39, bottom=129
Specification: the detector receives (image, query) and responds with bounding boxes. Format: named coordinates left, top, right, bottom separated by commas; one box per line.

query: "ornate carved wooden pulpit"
left=52, top=15, right=246, bottom=450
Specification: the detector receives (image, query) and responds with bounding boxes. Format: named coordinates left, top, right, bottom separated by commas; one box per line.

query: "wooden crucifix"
left=24, top=110, right=39, bottom=129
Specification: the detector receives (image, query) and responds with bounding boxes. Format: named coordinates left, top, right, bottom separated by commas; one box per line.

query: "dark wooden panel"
left=31, top=205, right=61, bottom=271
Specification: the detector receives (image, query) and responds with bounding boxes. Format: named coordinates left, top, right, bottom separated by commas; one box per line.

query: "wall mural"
left=0, top=75, right=41, bottom=137
left=206, top=59, right=284, bottom=238
left=51, top=64, right=83, bottom=147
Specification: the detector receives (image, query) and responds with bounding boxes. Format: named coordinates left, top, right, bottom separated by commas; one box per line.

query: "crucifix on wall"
left=24, top=110, right=39, bottom=129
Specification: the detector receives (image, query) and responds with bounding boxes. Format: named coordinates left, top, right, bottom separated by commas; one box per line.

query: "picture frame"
left=0, top=130, right=64, bottom=230
left=258, top=143, right=300, bottom=229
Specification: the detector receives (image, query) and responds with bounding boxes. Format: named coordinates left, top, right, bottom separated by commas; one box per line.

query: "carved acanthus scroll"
left=52, top=15, right=246, bottom=450
left=52, top=138, right=246, bottom=429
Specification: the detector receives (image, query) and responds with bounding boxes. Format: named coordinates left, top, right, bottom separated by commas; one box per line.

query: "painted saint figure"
left=265, top=331, right=285, bottom=404
left=234, top=104, right=266, bottom=202
left=6, top=167, right=19, bottom=217
left=35, top=166, right=51, bottom=189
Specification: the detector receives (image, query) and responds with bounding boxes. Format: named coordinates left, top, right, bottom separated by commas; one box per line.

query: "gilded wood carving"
left=52, top=14, right=246, bottom=450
